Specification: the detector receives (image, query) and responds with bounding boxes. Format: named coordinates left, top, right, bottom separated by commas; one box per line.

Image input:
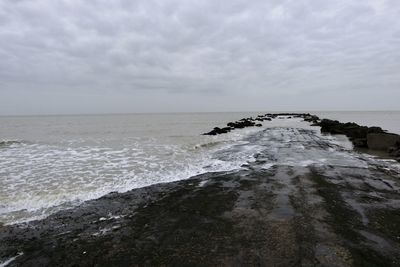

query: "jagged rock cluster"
left=317, top=119, right=400, bottom=161
left=203, top=116, right=268, bottom=135
left=317, top=119, right=385, bottom=148
left=203, top=113, right=315, bottom=135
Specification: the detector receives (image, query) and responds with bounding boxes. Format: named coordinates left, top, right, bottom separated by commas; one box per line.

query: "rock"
left=368, top=127, right=385, bottom=134
left=205, top=115, right=264, bottom=135
left=226, top=119, right=255, bottom=129
left=221, top=127, right=232, bottom=133
left=318, top=120, right=385, bottom=139
left=345, top=126, right=368, bottom=140
left=255, top=124, right=262, bottom=127
left=318, top=119, right=343, bottom=134
left=353, top=138, right=368, bottom=148
left=203, top=127, right=232, bottom=135
left=203, top=129, right=217, bottom=135
left=316, top=119, right=393, bottom=150
left=304, top=115, right=320, bottom=123
left=388, top=142, right=400, bottom=157
left=391, top=150, right=400, bottom=157
left=367, top=133, right=400, bottom=150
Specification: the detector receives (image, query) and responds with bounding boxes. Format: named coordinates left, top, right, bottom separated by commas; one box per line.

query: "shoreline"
left=1, top=114, right=400, bottom=266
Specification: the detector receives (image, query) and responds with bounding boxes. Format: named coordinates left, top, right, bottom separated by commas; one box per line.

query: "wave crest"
left=193, top=141, right=222, bottom=149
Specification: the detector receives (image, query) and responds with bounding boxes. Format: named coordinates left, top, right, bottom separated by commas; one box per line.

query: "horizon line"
left=1, top=110, right=400, bottom=117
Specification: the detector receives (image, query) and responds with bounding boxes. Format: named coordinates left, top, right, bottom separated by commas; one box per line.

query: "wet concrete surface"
left=1, top=128, right=400, bottom=266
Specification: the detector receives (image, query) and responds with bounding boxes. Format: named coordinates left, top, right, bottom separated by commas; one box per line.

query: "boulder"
left=316, top=119, right=392, bottom=150
left=304, top=115, right=320, bottom=123
left=388, top=142, right=400, bottom=157
left=368, top=127, right=385, bottom=134
left=352, top=138, right=368, bottom=148
left=318, top=120, right=385, bottom=141
left=255, top=124, right=262, bottom=127
left=345, top=126, right=368, bottom=140
left=318, top=119, right=343, bottom=134
left=227, top=119, right=255, bottom=129
left=203, top=127, right=232, bottom=135
left=222, top=127, right=232, bottom=132
left=367, top=133, right=400, bottom=150
left=390, top=149, right=400, bottom=157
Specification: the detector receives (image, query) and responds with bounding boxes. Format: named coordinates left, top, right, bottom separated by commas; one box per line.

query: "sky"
left=0, top=0, right=399, bottom=115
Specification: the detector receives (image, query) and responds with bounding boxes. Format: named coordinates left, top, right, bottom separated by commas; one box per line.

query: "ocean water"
left=0, top=111, right=399, bottom=225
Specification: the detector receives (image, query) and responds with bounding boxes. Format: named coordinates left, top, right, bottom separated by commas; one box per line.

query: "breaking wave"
left=0, top=127, right=265, bottom=225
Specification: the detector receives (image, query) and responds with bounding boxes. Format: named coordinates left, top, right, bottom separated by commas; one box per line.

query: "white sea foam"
left=0, top=123, right=266, bottom=225
left=198, top=180, right=208, bottom=187
left=0, top=252, right=23, bottom=267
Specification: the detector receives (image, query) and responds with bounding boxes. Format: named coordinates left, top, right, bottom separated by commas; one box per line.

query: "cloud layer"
left=0, top=0, right=399, bottom=114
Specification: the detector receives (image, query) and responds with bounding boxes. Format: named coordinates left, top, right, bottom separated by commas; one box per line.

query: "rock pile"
left=203, top=117, right=262, bottom=135
left=317, top=119, right=386, bottom=148
left=304, top=115, right=320, bottom=124
left=202, top=127, right=233, bottom=135
left=203, top=113, right=320, bottom=136
left=316, top=119, right=400, bottom=162
left=318, top=119, right=385, bottom=148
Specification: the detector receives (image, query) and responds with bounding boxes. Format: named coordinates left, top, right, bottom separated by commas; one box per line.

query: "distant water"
left=0, top=111, right=399, bottom=224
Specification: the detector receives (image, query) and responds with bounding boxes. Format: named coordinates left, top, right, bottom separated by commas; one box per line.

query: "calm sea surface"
left=1, top=111, right=399, bottom=224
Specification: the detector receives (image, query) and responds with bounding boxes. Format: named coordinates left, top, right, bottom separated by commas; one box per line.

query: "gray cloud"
left=0, top=0, right=399, bottom=114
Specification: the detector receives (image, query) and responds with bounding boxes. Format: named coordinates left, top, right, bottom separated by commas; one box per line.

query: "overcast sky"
left=0, top=0, right=399, bottom=115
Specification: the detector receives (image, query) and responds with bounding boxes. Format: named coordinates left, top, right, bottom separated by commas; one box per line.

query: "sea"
left=1, top=111, right=399, bottom=225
